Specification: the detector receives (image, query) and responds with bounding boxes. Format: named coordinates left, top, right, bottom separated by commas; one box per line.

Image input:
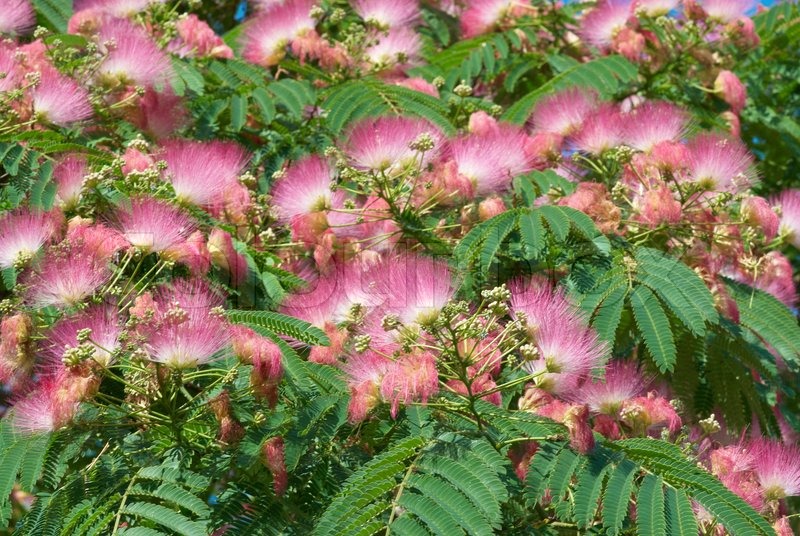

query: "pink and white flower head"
left=168, top=14, right=234, bottom=59
left=73, top=0, right=163, bottom=17
left=0, top=209, right=61, bottom=269
left=510, top=278, right=608, bottom=395
left=714, top=70, right=747, bottom=114
left=774, top=189, right=800, bottom=249
left=343, top=116, right=443, bottom=174
left=43, top=305, right=121, bottom=368
left=571, top=360, right=649, bottom=414
left=460, top=0, right=529, bottom=39
left=0, top=0, right=35, bottom=35
left=160, top=140, right=250, bottom=207
left=528, top=88, right=599, bottom=136
left=364, top=27, right=422, bottom=70
left=10, top=377, right=78, bottom=434
left=135, top=279, right=231, bottom=369
left=634, top=0, right=679, bottom=16
left=622, top=101, right=689, bottom=152
left=743, top=251, right=797, bottom=308
left=685, top=134, right=756, bottom=195
left=24, top=241, right=112, bottom=308
left=619, top=392, right=681, bottom=436
left=700, top=0, right=753, bottom=23
left=352, top=0, right=420, bottom=28
left=393, top=77, right=439, bottom=97
left=31, top=69, right=93, bottom=127
left=449, top=125, right=532, bottom=196
left=53, top=155, right=88, bottom=208
left=344, top=351, right=392, bottom=422
left=376, top=253, right=454, bottom=327
left=66, top=219, right=128, bottom=263
left=570, top=103, right=625, bottom=155
left=634, top=185, right=682, bottom=226
left=381, top=349, right=439, bottom=417
left=271, top=155, right=342, bottom=223
left=750, top=439, right=800, bottom=500
left=580, top=0, right=634, bottom=49
left=741, top=196, right=779, bottom=241
left=128, top=87, right=189, bottom=139
left=242, top=0, right=316, bottom=67
left=0, top=47, right=19, bottom=92
left=114, top=196, right=196, bottom=254
left=0, top=313, right=35, bottom=384
left=95, top=18, right=171, bottom=87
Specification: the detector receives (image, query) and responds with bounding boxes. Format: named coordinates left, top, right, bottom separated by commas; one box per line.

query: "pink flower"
left=635, top=0, right=679, bottom=16
left=208, top=229, right=248, bottom=287
left=0, top=209, right=61, bottom=269
left=352, top=0, right=420, bottom=28
left=612, top=26, right=645, bottom=61
left=570, top=104, right=625, bottom=154
left=635, top=186, right=682, bottom=226
left=621, top=101, right=689, bottom=152
left=741, top=196, right=779, bottom=241
left=528, top=88, right=599, bottom=136
left=619, top=392, right=681, bottom=436
left=343, top=116, right=443, bottom=173
left=0, top=0, right=35, bottom=35
left=580, top=0, right=634, bottom=49
left=557, top=182, right=621, bottom=234
left=231, top=326, right=283, bottom=406
left=53, top=155, right=88, bottom=208
left=43, top=305, right=121, bottom=368
left=161, top=140, right=250, bottom=207
left=344, top=351, right=392, bottom=422
left=96, top=18, right=171, bottom=87
left=774, top=189, right=800, bottom=249
left=511, top=278, right=608, bottom=395
left=685, top=134, right=756, bottom=194
left=564, top=404, right=595, bottom=454
left=0, top=313, right=35, bottom=384
left=364, top=27, right=422, bottom=71
left=169, top=14, right=233, bottom=59
left=714, top=70, right=747, bottom=114
left=393, top=77, right=439, bottom=97
left=0, top=46, right=19, bottom=92
left=135, top=279, right=231, bottom=369
left=572, top=360, right=649, bottom=415
left=261, top=436, right=288, bottom=496
left=449, top=124, right=533, bottom=196
left=741, top=251, right=797, bottom=308
left=700, top=0, right=754, bottom=23
left=73, top=0, right=162, bottom=17
left=114, top=196, right=196, bottom=254
left=751, top=439, right=800, bottom=499
left=23, top=241, right=112, bottom=308
left=162, top=230, right=211, bottom=276
left=271, top=155, right=342, bottom=223
left=128, top=87, right=188, bottom=139
left=10, top=377, right=78, bottom=434
left=460, top=0, right=529, bottom=38
left=31, top=68, right=93, bottom=126
left=242, top=0, right=316, bottom=67
left=66, top=220, right=128, bottom=263
left=380, top=349, right=439, bottom=417
left=478, top=196, right=507, bottom=221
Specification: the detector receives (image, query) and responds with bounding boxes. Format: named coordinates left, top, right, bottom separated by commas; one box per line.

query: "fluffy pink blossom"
left=751, top=439, right=800, bottom=499
left=364, top=27, right=422, bottom=70
left=32, top=69, right=93, bottom=126
left=135, top=279, right=231, bottom=368
left=352, top=0, right=420, bottom=28
left=345, top=351, right=393, bottom=422
left=10, top=377, right=77, bottom=434
left=0, top=47, right=19, bottom=92
left=0, top=209, right=61, bottom=269
left=162, top=230, right=211, bottom=276
left=714, top=70, right=747, bottom=114
left=572, top=360, right=649, bottom=414
left=128, top=87, right=188, bottom=139
left=53, top=155, right=88, bottom=208
left=635, top=0, right=679, bottom=16
left=208, top=229, right=248, bottom=287
left=700, top=0, right=754, bottom=23
left=393, top=77, right=439, bottom=97
left=96, top=18, right=171, bottom=87
left=619, top=392, right=681, bottom=436
left=622, top=101, right=689, bottom=152
left=0, top=0, right=35, bottom=35
left=528, top=88, right=599, bottom=136
left=570, top=104, right=625, bottom=154
left=685, top=134, right=756, bottom=194
left=169, top=14, right=233, bottom=59
left=460, top=0, right=529, bottom=38
left=261, top=436, right=288, bottom=496
left=380, top=349, right=439, bottom=417
left=635, top=186, right=682, bottom=226
left=66, top=220, right=128, bottom=263
left=478, top=196, right=507, bottom=221
left=0, top=313, right=35, bottom=384
left=743, top=251, right=797, bottom=308
left=558, top=182, right=621, bottom=234
left=43, top=305, right=121, bottom=368
left=73, top=0, right=163, bottom=17
left=242, top=0, right=316, bottom=67
left=271, top=155, right=342, bottom=223
left=231, top=326, right=283, bottom=406
left=161, top=140, right=250, bottom=207
left=774, top=189, right=800, bottom=249
left=580, top=0, right=634, bottom=49
left=343, top=116, right=443, bottom=173
left=741, top=196, right=779, bottom=241
left=114, top=196, right=196, bottom=254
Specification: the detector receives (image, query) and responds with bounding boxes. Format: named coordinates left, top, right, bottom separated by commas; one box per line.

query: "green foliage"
left=32, top=0, right=72, bottom=32
left=225, top=310, right=331, bottom=346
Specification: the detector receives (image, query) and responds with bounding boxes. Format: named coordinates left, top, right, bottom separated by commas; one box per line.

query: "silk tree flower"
left=271, top=155, right=343, bottom=223
left=698, top=0, right=754, bottom=23
left=133, top=279, right=231, bottom=369
left=363, top=27, right=423, bottom=71
left=352, top=0, right=420, bottom=28
left=685, top=134, right=756, bottom=195
left=113, top=196, right=196, bottom=254
left=569, top=104, right=625, bottom=155
left=380, top=349, right=439, bottom=418
left=0, top=0, right=35, bottom=35
left=326, top=196, right=401, bottom=252
left=66, top=220, right=128, bottom=263
left=714, top=70, right=747, bottom=114
left=23, top=241, right=112, bottom=308
left=53, top=155, right=88, bottom=208
left=773, top=189, right=800, bottom=249
left=635, top=0, right=679, bottom=16
left=557, top=182, right=621, bottom=234
left=127, top=87, right=189, bottom=139
left=345, top=351, right=393, bottom=422
left=231, top=326, right=283, bottom=406
left=0, top=313, right=35, bottom=384
left=735, top=251, right=798, bottom=308
left=579, top=0, right=634, bottom=49
left=621, top=101, right=689, bottom=152
left=0, top=46, right=19, bottom=92
left=460, top=0, right=529, bottom=38
left=750, top=439, right=800, bottom=500
left=448, top=125, right=533, bottom=196
left=0, top=209, right=62, bottom=269
left=393, top=76, right=439, bottom=97
left=528, top=88, right=599, bottom=136
left=242, top=0, right=316, bottom=67
left=72, top=0, right=163, bottom=17
left=95, top=18, right=171, bottom=87
left=741, top=196, right=779, bottom=241
left=43, top=305, right=122, bottom=369
left=570, top=360, right=648, bottom=415
left=160, top=140, right=250, bottom=207
left=10, top=377, right=76, bottom=434
left=511, top=278, right=608, bottom=396
left=168, top=14, right=233, bottom=59
left=343, top=116, right=443, bottom=174
left=31, top=68, right=93, bottom=127
left=208, top=229, right=248, bottom=287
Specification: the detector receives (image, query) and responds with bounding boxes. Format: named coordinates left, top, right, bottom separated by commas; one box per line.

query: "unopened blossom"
left=169, top=14, right=234, bottom=59
left=714, top=70, right=747, bottom=114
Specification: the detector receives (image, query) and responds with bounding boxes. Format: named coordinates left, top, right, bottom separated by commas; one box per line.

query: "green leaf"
left=629, top=285, right=677, bottom=372
left=251, top=87, right=276, bottom=124
left=602, top=459, right=637, bottom=535
left=122, top=503, right=207, bottom=536
left=573, top=453, right=612, bottom=529
left=664, top=487, right=698, bottom=536
left=225, top=310, right=331, bottom=346
left=637, top=475, right=666, bottom=536
left=32, top=0, right=71, bottom=32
